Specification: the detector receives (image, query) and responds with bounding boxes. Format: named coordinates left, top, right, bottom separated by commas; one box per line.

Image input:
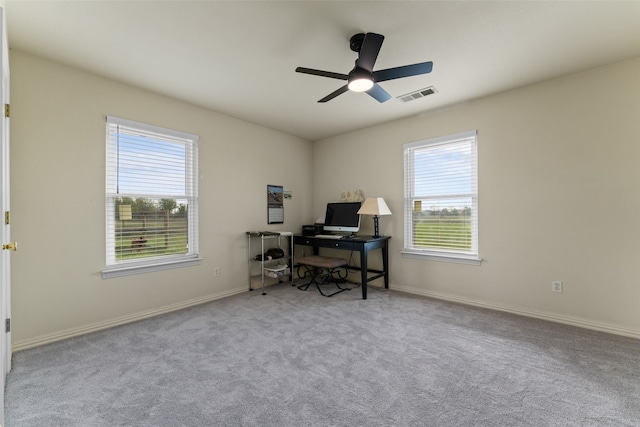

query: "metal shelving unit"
left=246, top=231, right=293, bottom=295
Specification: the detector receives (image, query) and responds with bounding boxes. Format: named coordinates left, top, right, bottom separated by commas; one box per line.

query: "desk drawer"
left=294, top=237, right=355, bottom=251
left=323, top=240, right=354, bottom=250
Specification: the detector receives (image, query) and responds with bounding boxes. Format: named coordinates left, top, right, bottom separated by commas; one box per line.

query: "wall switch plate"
left=214, top=267, right=220, bottom=277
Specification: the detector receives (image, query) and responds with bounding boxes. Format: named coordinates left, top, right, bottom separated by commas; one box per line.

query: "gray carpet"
left=5, top=282, right=640, bottom=426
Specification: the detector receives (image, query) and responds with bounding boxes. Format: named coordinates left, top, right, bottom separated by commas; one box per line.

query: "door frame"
left=0, top=5, right=11, bottom=425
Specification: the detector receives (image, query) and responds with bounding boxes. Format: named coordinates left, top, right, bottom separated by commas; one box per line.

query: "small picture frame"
left=267, top=185, right=284, bottom=224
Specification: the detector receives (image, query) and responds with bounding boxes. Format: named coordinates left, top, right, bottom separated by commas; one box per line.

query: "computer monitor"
left=322, top=202, right=362, bottom=233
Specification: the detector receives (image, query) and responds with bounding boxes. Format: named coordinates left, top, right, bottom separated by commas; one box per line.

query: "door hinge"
left=4, top=211, right=9, bottom=225
left=4, top=104, right=9, bottom=118
left=5, top=319, right=10, bottom=333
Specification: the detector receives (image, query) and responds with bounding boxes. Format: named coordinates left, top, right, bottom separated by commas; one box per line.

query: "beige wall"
left=10, top=50, right=313, bottom=350
left=9, top=48, right=640, bottom=349
left=313, top=57, right=640, bottom=337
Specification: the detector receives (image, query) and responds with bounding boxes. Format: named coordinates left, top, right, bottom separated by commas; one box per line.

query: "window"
left=103, top=116, right=199, bottom=278
left=403, top=130, right=480, bottom=264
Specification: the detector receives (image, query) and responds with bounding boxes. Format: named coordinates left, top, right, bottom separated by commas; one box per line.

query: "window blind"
left=403, top=130, right=478, bottom=261
left=105, top=116, right=199, bottom=268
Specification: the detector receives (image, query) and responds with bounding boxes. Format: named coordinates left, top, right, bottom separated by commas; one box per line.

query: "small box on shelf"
left=263, top=264, right=290, bottom=279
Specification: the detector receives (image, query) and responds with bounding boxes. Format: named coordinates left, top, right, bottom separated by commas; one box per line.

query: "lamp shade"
left=357, top=197, right=392, bottom=216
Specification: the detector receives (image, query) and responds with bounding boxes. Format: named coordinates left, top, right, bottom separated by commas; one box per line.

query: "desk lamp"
left=357, top=197, right=392, bottom=238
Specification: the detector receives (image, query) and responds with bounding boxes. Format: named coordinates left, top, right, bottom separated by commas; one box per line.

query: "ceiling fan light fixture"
left=348, top=68, right=374, bottom=92
left=348, top=77, right=374, bottom=92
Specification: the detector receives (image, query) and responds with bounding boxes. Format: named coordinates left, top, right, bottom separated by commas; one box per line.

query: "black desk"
left=293, top=235, right=390, bottom=299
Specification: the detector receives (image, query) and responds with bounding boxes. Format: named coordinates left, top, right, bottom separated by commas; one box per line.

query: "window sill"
left=401, top=250, right=482, bottom=265
left=102, top=256, right=202, bottom=279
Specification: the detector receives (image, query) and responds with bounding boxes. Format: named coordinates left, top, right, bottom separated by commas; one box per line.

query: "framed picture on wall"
left=267, top=185, right=284, bottom=224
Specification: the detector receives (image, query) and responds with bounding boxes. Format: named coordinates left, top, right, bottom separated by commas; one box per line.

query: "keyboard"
left=314, top=234, right=343, bottom=239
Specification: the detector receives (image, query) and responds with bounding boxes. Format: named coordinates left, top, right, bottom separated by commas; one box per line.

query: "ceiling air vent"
left=397, top=86, right=438, bottom=103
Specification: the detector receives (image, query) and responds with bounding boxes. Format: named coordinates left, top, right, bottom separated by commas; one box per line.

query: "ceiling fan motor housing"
left=349, top=33, right=366, bottom=52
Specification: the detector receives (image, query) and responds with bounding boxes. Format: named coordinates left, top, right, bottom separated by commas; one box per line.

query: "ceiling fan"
left=295, top=32, right=433, bottom=103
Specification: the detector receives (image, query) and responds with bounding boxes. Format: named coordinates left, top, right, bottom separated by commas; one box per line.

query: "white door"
left=0, top=6, right=11, bottom=426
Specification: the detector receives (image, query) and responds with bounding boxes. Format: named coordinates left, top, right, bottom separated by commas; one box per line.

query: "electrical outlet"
left=552, top=280, right=563, bottom=293
left=213, top=267, right=220, bottom=277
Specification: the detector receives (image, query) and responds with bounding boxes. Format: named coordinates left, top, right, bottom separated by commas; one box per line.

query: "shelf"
left=250, top=256, right=291, bottom=265
left=246, top=231, right=294, bottom=295
left=246, top=231, right=281, bottom=238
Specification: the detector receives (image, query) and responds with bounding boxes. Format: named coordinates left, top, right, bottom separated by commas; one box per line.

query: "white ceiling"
left=5, top=1, right=640, bottom=141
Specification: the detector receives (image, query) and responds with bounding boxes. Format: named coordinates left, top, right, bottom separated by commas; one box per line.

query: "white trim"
left=101, top=256, right=202, bottom=279
left=11, top=287, right=246, bottom=353
left=403, top=130, right=479, bottom=259
left=14, top=283, right=640, bottom=352
left=403, top=129, right=477, bottom=150
left=0, top=7, right=9, bottom=424
left=106, top=115, right=198, bottom=142
left=105, top=116, right=199, bottom=271
left=392, top=284, right=640, bottom=340
left=401, top=250, right=482, bottom=265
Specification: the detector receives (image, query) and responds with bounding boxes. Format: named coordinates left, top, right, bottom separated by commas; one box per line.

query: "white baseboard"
left=392, top=284, right=640, bottom=340
left=14, top=284, right=639, bottom=353
left=12, top=287, right=247, bottom=353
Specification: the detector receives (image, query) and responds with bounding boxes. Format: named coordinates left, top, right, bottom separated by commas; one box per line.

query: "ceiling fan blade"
left=356, top=33, right=384, bottom=72
left=318, top=85, right=349, bottom=103
left=372, top=61, right=433, bottom=83
left=295, top=67, right=348, bottom=80
left=366, top=83, right=392, bottom=103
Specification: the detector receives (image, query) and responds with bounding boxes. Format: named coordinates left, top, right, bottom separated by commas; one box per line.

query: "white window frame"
left=102, top=116, right=200, bottom=279
left=402, top=130, right=480, bottom=265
